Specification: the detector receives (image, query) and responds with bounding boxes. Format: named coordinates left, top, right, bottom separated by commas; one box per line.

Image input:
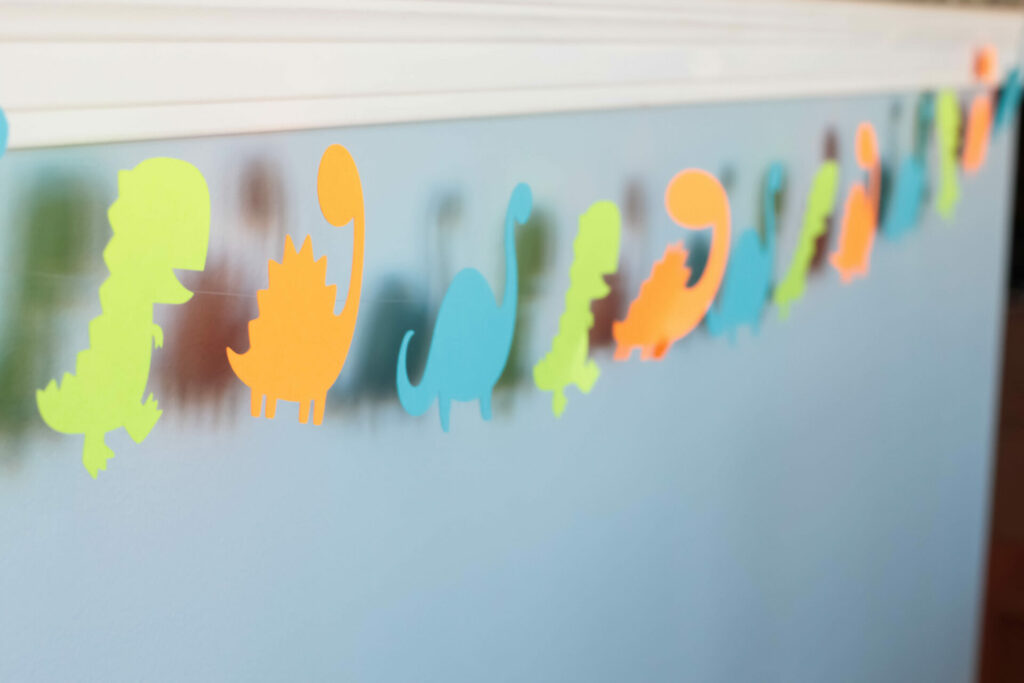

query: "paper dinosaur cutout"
left=706, top=162, right=785, bottom=340
left=773, top=157, right=840, bottom=319
left=963, top=46, right=998, bottom=174
left=882, top=94, right=934, bottom=241
left=227, top=144, right=365, bottom=425
left=995, top=67, right=1022, bottom=133
left=533, top=201, right=621, bottom=417
left=396, top=183, right=533, bottom=432
left=36, top=158, right=210, bottom=477
left=0, top=106, right=7, bottom=155
left=935, top=90, right=962, bottom=219
left=831, top=122, right=881, bottom=283
left=613, top=169, right=730, bottom=361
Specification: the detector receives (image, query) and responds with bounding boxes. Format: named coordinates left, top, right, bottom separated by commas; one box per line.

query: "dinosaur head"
left=318, top=145, right=364, bottom=228
left=107, top=158, right=210, bottom=304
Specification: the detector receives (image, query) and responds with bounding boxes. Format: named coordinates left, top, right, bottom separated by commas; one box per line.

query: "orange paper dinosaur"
left=830, top=122, right=880, bottom=283
left=613, top=169, right=731, bottom=361
left=963, top=45, right=998, bottom=174
left=227, top=145, right=365, bottom=424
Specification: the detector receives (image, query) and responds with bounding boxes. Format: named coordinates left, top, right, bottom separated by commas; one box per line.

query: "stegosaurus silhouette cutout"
left=36, top=158, right=210, bottom=477
left=227, top=145, right=365, bottom=425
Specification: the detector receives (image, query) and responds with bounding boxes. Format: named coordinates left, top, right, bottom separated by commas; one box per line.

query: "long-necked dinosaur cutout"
left=36, top=159, right=210, bottom=477
left=396, top=183, right=533, bottom=432
left=831, top=122, right=881, bottom=283
left=706, top=162, right=785, bottom=340
left=227, top=144, right=365, bottom=425
left=534, top=201, right=621, bottom=417
left=882, top=94, right=934, bottom=241
left=995, top=67, right=1022, bottom=134
left=613, top=169, right=730, bottom=361
left=963, top=46, right=999, bottom=174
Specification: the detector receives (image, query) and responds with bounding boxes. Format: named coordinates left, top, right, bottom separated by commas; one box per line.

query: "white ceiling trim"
left=1, top=0, right=1022, bottom=149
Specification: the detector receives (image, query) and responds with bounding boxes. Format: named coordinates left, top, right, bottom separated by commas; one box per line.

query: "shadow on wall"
left=0, top=171, right=103, bottom=469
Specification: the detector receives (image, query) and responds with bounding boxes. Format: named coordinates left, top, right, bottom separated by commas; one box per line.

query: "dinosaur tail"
left=396, top=330, right=432, bottom=416
left=36, top=374, right=83, bottom=435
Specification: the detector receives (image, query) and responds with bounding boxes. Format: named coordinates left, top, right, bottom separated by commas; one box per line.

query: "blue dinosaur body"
left=995, top=67, right=1022, bottom=134
left=883, top=94, right=933, bottom=241
left=396, top=183, right=532, bottom=431
left=706, top=163, right=784, bottom=341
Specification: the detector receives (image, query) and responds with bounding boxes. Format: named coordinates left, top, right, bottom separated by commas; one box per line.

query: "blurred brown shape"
left=811, top=129, right=839, bottom=272
left=156, top=260, right=252, bottom=422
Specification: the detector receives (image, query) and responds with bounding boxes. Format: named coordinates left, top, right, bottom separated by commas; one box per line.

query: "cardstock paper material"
left=36, top=158, right=210, bottom=477
left=995, top=67, right=1022, bottom=133
left=774, top=160, right=840, bottom=319
left=963, top=47, right=996, bottom=175
left=396, top=183, right=533, bottom=432
left=831, top=122, right=881, bottom=283
left=883, top=95, right=934, bottom=241
left=227, top=145, right=365, bottom=425
left=534, top=200, right=621, bottom=417
left=706, top=162, right=785, bottom=340
left=613, top=169, right=730, bottom=361
left=935, top=90, right=961, bottom=219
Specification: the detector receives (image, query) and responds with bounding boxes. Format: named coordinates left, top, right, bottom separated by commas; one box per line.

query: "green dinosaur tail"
left=36, top=374, right=83, bottom=435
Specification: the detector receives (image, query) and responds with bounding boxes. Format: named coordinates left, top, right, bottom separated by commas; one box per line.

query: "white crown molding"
left=1, top=0, right=1022, bottom=149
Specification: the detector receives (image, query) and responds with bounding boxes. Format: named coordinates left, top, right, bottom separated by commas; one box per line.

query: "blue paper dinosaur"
left=0, top=106, right=7, bottom=156
left=882, top=94, right=934, bottom=241
left=396, top=183, right=533, bottom=431
left=705, top=162, right=784, bottom=341
left=995, top=67, right=1022, bottom=134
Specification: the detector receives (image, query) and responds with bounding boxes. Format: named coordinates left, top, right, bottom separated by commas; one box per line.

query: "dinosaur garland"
left=17, top=49, right=1023, bottom=467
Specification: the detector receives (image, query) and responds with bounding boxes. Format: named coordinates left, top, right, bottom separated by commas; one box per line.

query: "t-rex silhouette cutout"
left=706, top=162, right=785, bottom=341
left=36, top=158, right=210, bottom=477
left=935, top=89, right=962, bottom=219
left=883, top=94, right=934, bottom=241
left=831, top=122, right=881, bottom=283
left=396, top=183, right=533, bottom=432
left=613, top=169, right=731, bottom=361
left=227, top=144, right=365, bottom=425
left=534, top=200, right=621, bottom=417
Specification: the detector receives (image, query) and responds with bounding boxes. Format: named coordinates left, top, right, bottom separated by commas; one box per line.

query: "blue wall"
left=0, top=92, right=1014, bottom=682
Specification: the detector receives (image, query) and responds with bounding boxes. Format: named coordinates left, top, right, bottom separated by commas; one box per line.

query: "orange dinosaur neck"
left=689, top=202, right=731, bottom=305
left=337, top=212, right=365, bottom=339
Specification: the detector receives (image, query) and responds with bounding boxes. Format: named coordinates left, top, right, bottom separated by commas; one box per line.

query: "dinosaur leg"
left=479, top=393, right=492, bottom=421
left=438, top=395, right=451, bottom=433
left=82, top=432, right=114, bottom=478
left=299, top=400, right=311, bottom=425
left=312, top=394, right=327, bottom=426
left=652, top=340, right=670, bottom=360
left=576, top=360, right=600, bottom=394
left=265, top=398, right=277, bottom=419
left=552, top=389, right=567, bottom=417
left=125, top=393, right=162, bottom=444
left=250, top=390, right=263, bottom=418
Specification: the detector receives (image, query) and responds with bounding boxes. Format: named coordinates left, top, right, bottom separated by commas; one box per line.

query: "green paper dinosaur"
left=533, top=201, right=621, bottom=417
left=773, top=160, right=840, bottom=319
left=36, top=158, right=210, bottom=477
left=935, top=89, right=961, bottom=220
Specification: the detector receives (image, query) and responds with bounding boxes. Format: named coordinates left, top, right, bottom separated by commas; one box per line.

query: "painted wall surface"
left=0, top=93, right=1014, bottom=682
